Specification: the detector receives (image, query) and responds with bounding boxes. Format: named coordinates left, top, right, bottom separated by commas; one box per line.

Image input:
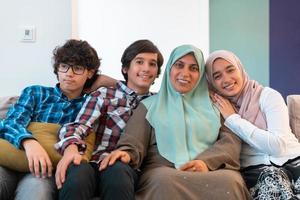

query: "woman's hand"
left=179, top=160, right=209, bottom=172
left=99, top=150, right=131, bottom=171
left=22, top=139, right=53, bottom=178
left=212, top=93, right=236, bottom=119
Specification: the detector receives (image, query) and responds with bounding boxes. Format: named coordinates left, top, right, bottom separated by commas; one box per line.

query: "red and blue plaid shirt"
left=56, top=81, right=153, bottom=164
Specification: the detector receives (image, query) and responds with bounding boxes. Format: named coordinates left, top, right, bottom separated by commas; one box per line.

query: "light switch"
left=20, top=26, right=36, bottom=42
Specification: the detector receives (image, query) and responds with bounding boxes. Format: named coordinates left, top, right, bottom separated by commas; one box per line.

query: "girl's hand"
left=213, top=93, right=236, bottom=119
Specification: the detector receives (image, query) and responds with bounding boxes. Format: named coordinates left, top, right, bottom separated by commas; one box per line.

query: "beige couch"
left=0, top=95, right=299, bottom=200
left=0, top=96, right=19, bottom=119
left=1, top=95, right=300, bottom=141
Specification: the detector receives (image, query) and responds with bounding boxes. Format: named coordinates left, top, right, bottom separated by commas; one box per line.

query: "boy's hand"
left=99, top=150, right=130, bottom=171
left=179, top=160, right=209, bottom=172
left=55, top=144, right=82, bottom=189
left=84, top=74, right=117, bottom=94
left=22, top=139, right=53, bottom=178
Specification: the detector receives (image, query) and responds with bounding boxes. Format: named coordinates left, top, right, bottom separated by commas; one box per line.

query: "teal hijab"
left=142, top=45, right=221, bottom=168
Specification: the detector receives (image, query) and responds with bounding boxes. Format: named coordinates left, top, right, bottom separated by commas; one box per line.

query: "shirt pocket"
left=107, top=106, right=131, bottom=123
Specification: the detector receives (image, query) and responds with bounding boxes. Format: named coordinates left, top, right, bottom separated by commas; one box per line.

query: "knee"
left=100, top=161, right=136, bottom=188
left=31, top=178, right=55, bottom=194
left=220, top=170, right=244, bottom=186
left=0, top=181, right=15, bottom=200
left=0, top=166, right=16, bottom=182
left=59, top=163, right=96, bottom=200
left=0, top=167, right=17, bottom=200
left=146, top=167, right=174, bottom=186
left=15, top=175, right=56, bottom=200
left=102, top=161, right=132, bottom=177
left=217, top=170, right=249, bottom=196
left=63, top=163, right=96, bottom=189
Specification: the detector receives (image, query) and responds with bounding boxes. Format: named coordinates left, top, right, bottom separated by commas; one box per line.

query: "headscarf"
left=205, top=50, right=266, bottom=130
left=142, top=45, right=221, bottom=168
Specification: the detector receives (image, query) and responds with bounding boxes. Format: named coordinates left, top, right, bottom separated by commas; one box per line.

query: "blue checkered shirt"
left=0, top=85, right=86, bottom=149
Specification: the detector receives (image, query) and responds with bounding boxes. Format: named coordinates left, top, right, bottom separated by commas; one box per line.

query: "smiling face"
left=123, top=52, right=159, bottom=94
left=170, top=53, right=200, bottom=94
left=211, top=58, right=243, bottom=97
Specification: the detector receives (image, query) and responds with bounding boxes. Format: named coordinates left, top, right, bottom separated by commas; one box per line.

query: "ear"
left=122, top=68, right=128, bottom=74
left=87, top=69, right=96, bottom=79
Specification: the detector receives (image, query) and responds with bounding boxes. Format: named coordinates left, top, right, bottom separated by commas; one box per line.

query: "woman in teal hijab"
left=100, top=45, right=251, bottom=200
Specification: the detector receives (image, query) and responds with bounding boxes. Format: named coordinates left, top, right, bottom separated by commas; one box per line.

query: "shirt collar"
left=116, top=81, right=153, bottom=98
left=55, top=83, right=86, bottom=102
left=54, top=84, right=64, bottom=97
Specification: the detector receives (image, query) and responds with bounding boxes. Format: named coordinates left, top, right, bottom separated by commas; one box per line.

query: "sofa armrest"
left=287, top=95, right=300, bottom=141
left=0, top=96, right=19, bottom=119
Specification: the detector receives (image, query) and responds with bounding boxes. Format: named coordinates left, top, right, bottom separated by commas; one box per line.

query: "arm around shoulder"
left=85, top=74, right=117, bottom=93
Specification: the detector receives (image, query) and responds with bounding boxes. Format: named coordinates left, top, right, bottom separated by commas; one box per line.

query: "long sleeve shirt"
left=55, top=81, right=152, bottom=164
left=225, top=87, right=300, bottom=167
left=117, top=103, right=242, bottom=171
left=0, top=85, right=86, bottom=148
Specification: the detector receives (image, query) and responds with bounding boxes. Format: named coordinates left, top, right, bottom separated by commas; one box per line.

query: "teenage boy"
left=55, top=39, right=164, bottom=200
left=0, top=39, right=101, bottom=200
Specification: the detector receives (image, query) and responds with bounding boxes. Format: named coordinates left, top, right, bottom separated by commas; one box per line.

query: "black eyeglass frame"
left=58, top=63, right=86, bottom=75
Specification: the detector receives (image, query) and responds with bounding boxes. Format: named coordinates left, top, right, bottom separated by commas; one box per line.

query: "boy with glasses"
left=55, top=39, right=164, bottom=200
left=0, top=39, right=101, bottom=200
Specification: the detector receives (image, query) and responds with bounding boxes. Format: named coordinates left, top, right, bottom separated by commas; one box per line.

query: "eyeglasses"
left=58, top=63, right=86, bottom=75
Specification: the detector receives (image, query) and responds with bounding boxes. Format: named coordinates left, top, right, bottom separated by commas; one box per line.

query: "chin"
left=64, top=86, right=78, bottom=91
left=178, top=89, right=190, bottom=94
left=222, top=91, right=238, bottom=97
left=138, top=82, right=152, bottom=88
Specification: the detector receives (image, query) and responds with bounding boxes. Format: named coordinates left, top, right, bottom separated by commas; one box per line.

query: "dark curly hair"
left=52, top=39, right=101, bottom=89
left=121, top=39, right=164, bottom=82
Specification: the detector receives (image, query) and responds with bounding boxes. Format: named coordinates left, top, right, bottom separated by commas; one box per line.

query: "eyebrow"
left=212, top=64, right=234, bottom=76
left=226, top=64, right=235, bottom=69
left=174, top=60, right=184, bottom=64
left=134, top=57, right=157, bottom=63
left=175, top=60, right=198, bottom=66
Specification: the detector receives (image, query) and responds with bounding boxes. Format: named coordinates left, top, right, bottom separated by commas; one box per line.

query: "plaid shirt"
left=0, top=85, right=86, bottom=148
left=56, top=81, right=152, bottom=164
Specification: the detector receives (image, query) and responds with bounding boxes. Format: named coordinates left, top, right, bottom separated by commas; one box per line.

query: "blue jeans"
left=0, top=166, right=57, bottom=200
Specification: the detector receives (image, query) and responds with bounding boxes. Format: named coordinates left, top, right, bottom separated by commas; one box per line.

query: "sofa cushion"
left=287, top=95, right=300, bottom=141
left=0, top=96, right=95, bottom=172
left=0, top=96, right=19, bottom=119
left=0, top=122, right=95, bottom=172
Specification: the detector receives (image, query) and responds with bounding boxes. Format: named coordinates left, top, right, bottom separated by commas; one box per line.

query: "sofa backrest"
left=287, top=95, right=300, bottom=141
left=0, top=96, right=19, bottom=119
left=0, top=95, right=300, bottom=141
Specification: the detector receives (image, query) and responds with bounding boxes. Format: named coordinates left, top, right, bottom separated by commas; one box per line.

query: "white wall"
left=0, top=0, right=209, bottom=96
left=77, top=0, right=209, bottom=92
left=0, top=0, right=72, bottom=96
